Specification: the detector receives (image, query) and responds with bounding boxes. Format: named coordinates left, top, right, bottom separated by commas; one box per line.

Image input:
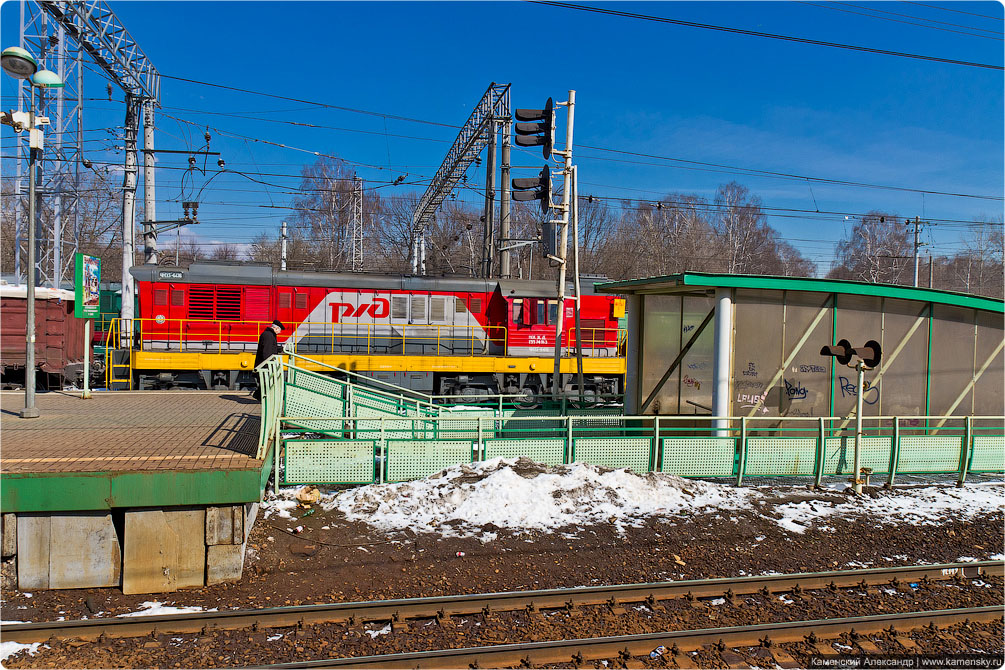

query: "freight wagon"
left=0, top=285, right=92, bottom=390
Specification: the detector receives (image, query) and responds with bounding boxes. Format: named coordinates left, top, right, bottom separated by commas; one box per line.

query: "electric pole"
left=481, top=123, right=497, bottom=278
left=499, top=117, right=512, bottom=278
left=910, top=216, right=922, bottom=288
left=281, top=221, right=288, bottom=271
left=550, top=90, right=575, bottom=401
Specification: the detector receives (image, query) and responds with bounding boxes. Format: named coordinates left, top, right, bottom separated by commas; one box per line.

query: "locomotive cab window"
left=537, top=300, right=546, bottom=325
left=512, top=299, right=524, bottom=325
left=548, top=300, right=559, bottom=325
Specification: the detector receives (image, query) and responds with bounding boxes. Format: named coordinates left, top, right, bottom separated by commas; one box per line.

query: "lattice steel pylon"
left=31, top=0, right=160, bottom=341
left=350, top=176, right=364, bottom=272
left=410, top=82, right=510, bottom=275
left=10, top=1, right=85, bottom=287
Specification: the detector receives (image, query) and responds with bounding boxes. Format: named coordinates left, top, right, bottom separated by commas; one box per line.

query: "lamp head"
left=1, top=46, right=38, bottom=80
left=31, top=68, right=64, bottom=89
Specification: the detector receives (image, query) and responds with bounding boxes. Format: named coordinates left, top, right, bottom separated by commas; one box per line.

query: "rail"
left=3, top=562, right=998, bottom=644
left=266, top=607, right=1003, bottom=669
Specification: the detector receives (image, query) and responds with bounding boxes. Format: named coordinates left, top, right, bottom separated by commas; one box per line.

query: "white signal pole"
left=550, top=90, right=575, bottom=401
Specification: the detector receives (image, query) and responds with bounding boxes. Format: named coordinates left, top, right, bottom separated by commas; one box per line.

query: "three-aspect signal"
left=514, top=97, right=554, bottom=159
left=512, top=166, right=553, bottom=213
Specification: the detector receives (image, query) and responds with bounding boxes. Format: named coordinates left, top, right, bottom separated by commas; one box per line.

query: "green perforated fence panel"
left=822, top=437, right=894, bottom=475
left=386, top=439, right=475, bottom=482
left=969, top=436, right=1005, bottom=472
left=897, top=435, right=963, bottom=473
left=660, top=438, right=735, bottom=477
left=572, top=438, right=652, bottom=471
left=745, top=438, right=818, bottom=476
left=484, top=438, right=567, bottom=465
left=284, top=385, right=346, bottom=433
left=284, top=439, right=375, bottom=484
left=290, top=367, right=346, bottom=400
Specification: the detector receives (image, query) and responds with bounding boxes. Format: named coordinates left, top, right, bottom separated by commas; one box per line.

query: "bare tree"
left=828, top=212, right=912, bottom=284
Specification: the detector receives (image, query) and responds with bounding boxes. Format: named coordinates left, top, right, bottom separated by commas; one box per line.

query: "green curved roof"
left=596, top=272, right=1004, bottom=313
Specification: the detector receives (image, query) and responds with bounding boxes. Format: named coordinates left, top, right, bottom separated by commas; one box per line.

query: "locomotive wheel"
left=516, top=387, right=540, bottom=410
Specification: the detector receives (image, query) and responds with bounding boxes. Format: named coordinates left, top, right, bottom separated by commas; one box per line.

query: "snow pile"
left=771, top=482, right=1004, bottom=534
left=321, top=457, right=751, bottom=536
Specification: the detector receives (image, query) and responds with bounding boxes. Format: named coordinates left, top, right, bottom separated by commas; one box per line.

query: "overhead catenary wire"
left=526, top=0, right=1004, bottom=70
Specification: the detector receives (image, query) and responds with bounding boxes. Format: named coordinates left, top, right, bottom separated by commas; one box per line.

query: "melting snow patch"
left=261, top=497, right=299, bottom=520
left=769, top=483, right=1003, bottom=533
left=990, top=553, right=1004, bottom=560
left=1, top=642, right=45, bottom=662
left=322, top=458, right=752, bottom=537
left=117, top=602, right=215, bottom=617
left=708, top=598, right=726, bottom=606
left=267, top=634, right=283, bottom=642
left=957, top=556, right=978, bottom=562
left=365, top=623, right=392, bottom=638
left=778, top=595, right=794, bottom=605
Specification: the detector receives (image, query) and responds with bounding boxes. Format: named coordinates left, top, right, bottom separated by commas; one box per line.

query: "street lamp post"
left=3, top=46, right=64, bottom=419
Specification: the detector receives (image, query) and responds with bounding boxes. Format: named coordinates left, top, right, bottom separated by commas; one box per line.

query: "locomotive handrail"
left=284, top=321, right=508, bottom=357
left=125, top=317, right=510, bottom=358
left=564, top=326, right=627, bottom=356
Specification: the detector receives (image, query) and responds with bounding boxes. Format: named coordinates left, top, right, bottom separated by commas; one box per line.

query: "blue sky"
left=3, top=1, right=1002, bottom=273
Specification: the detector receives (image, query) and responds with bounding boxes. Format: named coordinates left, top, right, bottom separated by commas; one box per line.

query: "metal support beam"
left=712, top=287, right=733, bottom=435
left=120, top=93, right=139, bottom=346
left=142, top=100, right=156, bottom=264
left=410, top=83, right=509, bottom=275
left=481, top=124, right=497, bottom=278
left=499, top=118, right=512, bottom=278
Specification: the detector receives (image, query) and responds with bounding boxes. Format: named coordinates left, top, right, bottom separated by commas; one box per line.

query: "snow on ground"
left=319, top=458, right=752, bottom=536
left=0, top=642, right=45, bottom=663
left=260, top=458, right=1004, bottom=540
left=116, top=602, right=215, bottom=617
left=770, top=481, right=1004, bottom=534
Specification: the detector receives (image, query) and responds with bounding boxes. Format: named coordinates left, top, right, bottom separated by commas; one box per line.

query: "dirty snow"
left=260, top=459, right=1003, bottom=541
left=769, top=482, right=1004, bottom=534
left=0, top=642, right=45, bottom=663
left=117, top=602, right=215, bottom=617
left=320, top=458, right=751, bottom=536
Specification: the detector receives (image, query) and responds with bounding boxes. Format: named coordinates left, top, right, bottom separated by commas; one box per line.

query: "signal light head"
left=820, top=338, right=853, bottom=365
left=511, top=166, right=552, bottom=214
left=854, top=340, right=882, bottom=368
left=513, top=97, right=554, bottom=159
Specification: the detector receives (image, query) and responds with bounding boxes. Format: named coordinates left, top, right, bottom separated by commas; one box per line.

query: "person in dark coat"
left=253, top=320, right=284, bottom=400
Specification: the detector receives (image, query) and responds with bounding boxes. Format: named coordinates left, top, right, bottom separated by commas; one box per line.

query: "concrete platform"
left=0, top=391, right=272, bottom=593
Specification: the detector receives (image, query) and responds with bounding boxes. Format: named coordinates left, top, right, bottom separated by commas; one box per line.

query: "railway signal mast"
left=511, top=91, right=576, bottom=400
left=821, top=339, right=883, bottom=494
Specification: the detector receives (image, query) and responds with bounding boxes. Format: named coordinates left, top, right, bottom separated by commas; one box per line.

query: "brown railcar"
left=0, top=286, right=90, bottom=387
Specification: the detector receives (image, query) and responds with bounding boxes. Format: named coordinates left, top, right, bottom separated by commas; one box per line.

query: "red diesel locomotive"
left=124, top=262, right=625, bottom=401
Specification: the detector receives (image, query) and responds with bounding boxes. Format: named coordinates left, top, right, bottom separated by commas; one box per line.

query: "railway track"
left=262, top=606, right=1004, bottom=669
left=2, top=561, right=1000, bottom=645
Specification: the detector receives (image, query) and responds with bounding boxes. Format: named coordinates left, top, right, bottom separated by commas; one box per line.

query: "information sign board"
left=74, top=253, right=101, bottom=319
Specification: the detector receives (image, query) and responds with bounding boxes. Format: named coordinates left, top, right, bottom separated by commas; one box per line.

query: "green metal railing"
left=260, top=355, right=1003, bottom=488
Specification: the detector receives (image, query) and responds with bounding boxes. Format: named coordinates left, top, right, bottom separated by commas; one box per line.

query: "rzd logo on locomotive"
left=330, top=297, right=390, bottom=320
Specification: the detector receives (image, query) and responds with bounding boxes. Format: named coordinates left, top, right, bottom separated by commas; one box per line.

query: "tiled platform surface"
left=1, top=391, right=261, bottom=474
